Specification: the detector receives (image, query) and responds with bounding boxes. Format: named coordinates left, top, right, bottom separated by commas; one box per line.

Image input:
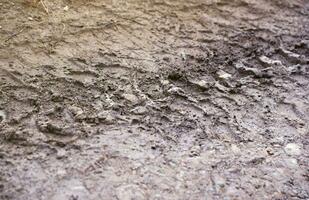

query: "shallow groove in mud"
left=0, top=0, right=309, bottom=199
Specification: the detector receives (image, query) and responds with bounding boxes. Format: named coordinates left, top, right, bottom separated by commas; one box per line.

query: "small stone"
left=231, top=144, right=241, bottom=154
left=180, top=51, right=186, bottom=60
left=217, top=70, right=232, bottom=79
left=51, top=93, right=64, bottom=102
left=279, top=48, right=301, bottom=60
left=56, top=149, right=67, bottom=159
left=97, top=111, right=107, bottom=120
left=266, top=147, right=275, bottom=155
left=259, top=56, right=282, bottom=66
left=189, top=145, right=201, bottom=157
left=104, top=115, right=116, bottom=124
left=116, top=184, right=145, bottom=200
left=190, top=80, right=213, bottom=90
left=213, top=174, right=226, bottom=187
left=284, top=143, right=302, bottom=156
left=167, top=86, right=185, bottom=95
left=160, top=79, right=170, bottom=86
left=63, top=6, right=69, bottom=11
left=163, top=57, right=170, bottom=62
left=284, top=158, right=299, bottom=168
left=69, top=106, right=83, bottom=116
left=0, top=110, right=6, bottom=122
left=131, top=106, right=148, bottom=115
left=122, top=93, right=139, bottom=104
left=214, top=82, right=230, bottom=92
left=50, top=179, right=90, bottom=200
left=97, top=111, right=115, bottom=124
left=57, top=168, right=67, bottom=176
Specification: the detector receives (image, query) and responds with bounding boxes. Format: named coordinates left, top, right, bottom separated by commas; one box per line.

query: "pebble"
left=51, top=179, right=89, bottom=200
left=284, top=158, right=299, bottom=168
left=122, top=93, right=139, bottom=104
left=284, top=143, right=302, bottom=156
left=266, top=147, right=275, bottom=155
left=160, top=79, right=170, bottom=86
left=0, top=110, right=6, bottom=122
left=217, top=70, right=232, bottom=79
left=63, top=6, right=69, bottom=11
left=57, top=168, right=67, bottom=176
left=190, top=79, right=213, bottom=90
left=56, top=149, right=67, bottom=159
left=167, top=86, right=185, bottom=95
left=103, top=114, right=115, bottom=125
left=116, top=184, right=145, bottom=200
left=69, top=105, right=83, bottom=116
left=231, top=144, right=241, bottom=155
left=180, top=51, right=187, bottom=60
left=259, top=55, right=282, bottom=66
left=131, top=106, right=148, bottom=115
left=97, top=111, right=115, bottom=124
left=213, top=174, right=226, bottom=187
left=189, top=145, right=201, bottom=157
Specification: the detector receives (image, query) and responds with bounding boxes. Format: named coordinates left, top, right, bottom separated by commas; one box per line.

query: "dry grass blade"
left=39, top=0, right=49, bottom=14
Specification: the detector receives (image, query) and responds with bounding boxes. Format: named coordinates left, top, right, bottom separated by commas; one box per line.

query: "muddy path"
left=0, top=0, right=309, bottom=199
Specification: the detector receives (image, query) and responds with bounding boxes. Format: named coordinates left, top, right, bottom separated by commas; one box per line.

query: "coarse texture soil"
left=0, top=0, right=309, bottom=199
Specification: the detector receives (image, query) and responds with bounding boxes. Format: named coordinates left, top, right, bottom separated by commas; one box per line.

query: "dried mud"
left=0, top=0, right=309, bottom=199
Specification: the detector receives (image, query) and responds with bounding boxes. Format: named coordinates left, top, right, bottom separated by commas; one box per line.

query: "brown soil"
left=0, top=0, right=309, bottom=199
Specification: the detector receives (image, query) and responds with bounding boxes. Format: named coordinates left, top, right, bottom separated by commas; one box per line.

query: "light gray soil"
left=0, top=0, right=309, bottom=199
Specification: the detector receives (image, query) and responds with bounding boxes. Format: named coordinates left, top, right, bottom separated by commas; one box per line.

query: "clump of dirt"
left=0, top=0, right=309, bottom=199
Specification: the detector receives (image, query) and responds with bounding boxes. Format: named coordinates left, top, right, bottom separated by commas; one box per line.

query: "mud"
left=0, top=0, right=309, bottom=199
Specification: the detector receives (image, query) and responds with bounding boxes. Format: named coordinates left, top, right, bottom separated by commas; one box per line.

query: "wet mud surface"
left=0, top=0, right=309, bottom=199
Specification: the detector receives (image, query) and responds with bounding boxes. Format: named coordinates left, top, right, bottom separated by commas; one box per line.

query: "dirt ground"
left=0, top=0, right=308, bottom=199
